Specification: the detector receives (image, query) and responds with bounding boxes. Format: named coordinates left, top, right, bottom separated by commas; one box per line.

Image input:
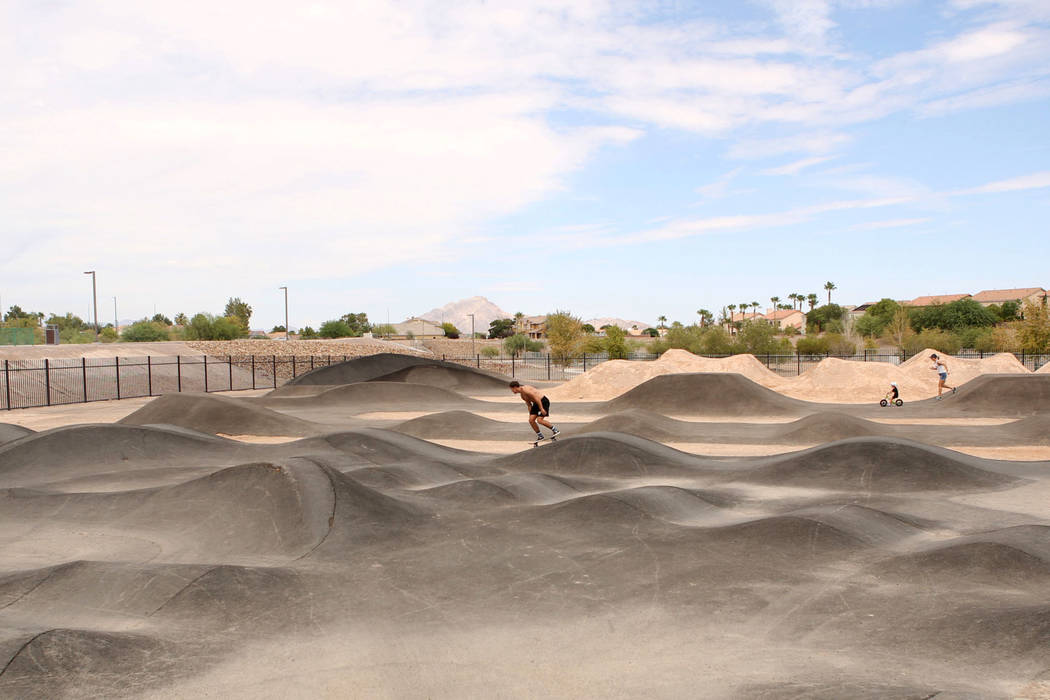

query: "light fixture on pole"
left=279, top=287, right=289, bottom=341
left=468, top=313, right=475, bottom=356
left=84, top=271, right=98, bottom=342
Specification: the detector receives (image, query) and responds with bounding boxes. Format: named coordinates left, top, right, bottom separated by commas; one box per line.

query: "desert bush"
left=300, top=326, right=318, bottom=339
left=441, top=322, right=460, bottom=339
left=371, top=324, right=396, bottom=338
left=735, top=321, right=790, bottom=355
left=504, top=333, right=543, bottom=357
left=121, top=320, right=170, bottom=342
left=796, top=335, right=829, bottom=355
left=480, top=346, right=500, bottom=358
left=1018, top=299, right=1050, bottom=353
left=823, top=333, right=856, bottom=356
left=319, top=320, right=353, bottom=338
left=100, top=327, right=119, bottom=343
left=903, top=329, right=962, bottom=356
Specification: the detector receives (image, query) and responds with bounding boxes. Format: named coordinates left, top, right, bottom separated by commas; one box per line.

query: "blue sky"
left=2, top=0, right=1048, bottom=330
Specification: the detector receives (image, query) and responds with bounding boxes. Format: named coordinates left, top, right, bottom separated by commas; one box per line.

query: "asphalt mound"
left=603, top=485, right=732, bottom=524
left=392, top=410, right=513, bottom=440
left=481, top=473, right=583, bottom=504
left=701, top=515, right=866, bottom=558
left=490, top=432, right=706, bottom=478
left=120, top=392, right=321, bottom=436
left=322, top=428, right=489, bottom=467
left=775, top=412, right=892, bottom=443
left=0, top=424, right=243, bottom=488
left=368, top=364, right=510, bottom=392
left=414, top=478, right=520, bottom=506
left=874, top=541, right=1050, bottom=586
left=285, top=353, right=460, bottom=386
left=0, top=628, right=181, bottom=699
left=997, top=415, right=1050, bottom=444
left=783, top=504, right=926, bottom=547
left=266, top=381, right=482, bottom=412
left=574, top=410, right=702, bottom=441
left=0, top=423, right=33, bottom=445
left=604, top=373, right=809, bottom=416
left=936, top=373, right=1050, bottom=415
left=736, top=437, right=1019, bottom=492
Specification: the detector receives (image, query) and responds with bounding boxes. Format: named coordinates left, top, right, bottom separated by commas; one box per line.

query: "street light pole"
left=279, top=287, right=289, bottom=340
left=84, top=271, right=98, bottom=342
left=113, top=297, right=118, bottom=333
left=468, top=313, right=475, bottom=356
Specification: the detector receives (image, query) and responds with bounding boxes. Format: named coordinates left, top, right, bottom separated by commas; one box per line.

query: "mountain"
left=585, top=317, right=655, bottom=332
left=419, top=297, right=512, bottom=336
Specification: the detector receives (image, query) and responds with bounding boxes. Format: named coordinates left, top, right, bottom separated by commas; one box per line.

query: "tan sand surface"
left=869, top=417, right=1018, bottom=425
left=547, top=348, right=1030, bottom=403
left=216, top=434, right=301, bottom=444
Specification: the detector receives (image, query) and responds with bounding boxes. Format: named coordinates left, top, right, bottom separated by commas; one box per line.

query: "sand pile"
left=549, top=348, right=1031, bottom=402
left=547, top=349, right=782, bottom=400
left=1035, top=361, right=1050, bottom=374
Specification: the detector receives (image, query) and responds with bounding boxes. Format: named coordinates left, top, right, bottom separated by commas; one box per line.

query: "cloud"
left=849, top=217, right=933, bottom=230
left=954, top=170, right=1050, bottom=194
left=760, top=155, right=837, bottom=175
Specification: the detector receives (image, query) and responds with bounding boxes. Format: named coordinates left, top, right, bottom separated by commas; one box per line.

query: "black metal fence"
left=0, top=354, right=354, bottom=411
left=3, top=350, right=1047, bottom=411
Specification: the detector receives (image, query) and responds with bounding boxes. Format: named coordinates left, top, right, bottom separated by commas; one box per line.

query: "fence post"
left=4, top=360, right=9, bottom=410
left=82, top=357, right=88, bottom=402
left=512, top=355, right=515, bottom=378
left=273, top=355, right=277, bottom=388
left=45, top=358, right=51, bottom=406
left=228, top=355, right=233, bottom=391
left=177, top=356, right=182, bottom=392
left=251, top=356, right=256, bottom=390
left=310, top=356, right=314, bottom=371
left=797, top=354, right=800, bottom=376
left=147, top=356, right=153, bottom=396
left=547, top=354, right=551, bottom=381
left=292, top=356, right=296, bottom=377
left=477, top=354, right=480, bottom=369
left=115, top=357, right=121, bottom=400
left=583, top=354, right=587, bottom=372
left=204, top=355, right=209, bottom=393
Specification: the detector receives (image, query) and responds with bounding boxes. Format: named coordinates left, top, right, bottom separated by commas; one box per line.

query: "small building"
left=848, top=302, right=877, bottom=320
left=971, top=288, right=1047, bottom=308
left=764, top=309, right=806, bottom=331
left=391, top=317, right=445, bottom=339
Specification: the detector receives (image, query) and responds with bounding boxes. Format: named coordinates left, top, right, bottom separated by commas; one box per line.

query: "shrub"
left=441, top=322, right=460, bottom=339
left=796, top=336, right=829, bottom=355
left=824, top=333, right=856, bottom=356
left=371, top=324, right=396, bottom=338
left=504, top=333, right=542, bottom=357
left=781, top=325, right=800, bottom=336
left=603, top=325, right=630, bottom=359
left=488, top=319, right=515, bottom=338
left=319, top=320, right=353, bottom=338
left=1018, top=299, right=1050, bottom=353
left=100, top=326, right=119, bottom=343
left=806, top=304, right=845, bottom=333
left=121, top=320, right=170, bottom=342
left=480, top=346, right=500, bottom=358
left=299, top=326, right=318, bottom=339
left=910, top=298, right=997, bottom=332
left=903, top=329, right=962, bottom=356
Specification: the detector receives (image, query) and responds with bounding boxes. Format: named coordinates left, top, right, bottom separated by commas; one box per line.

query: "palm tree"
left=696, top=309, right=712, bottom=327
left=786, top=293, right=797, bottom=310
left=824, top=281, right=836, bottom=305
left=751, top=301, right=760, bottom=319
left=727, top=304, right=736, bottom=328
left=770, top=296, right=780, bottom=316
left=657, top=315, right=667, bottom=329
left=794, top=292, right=805, bottom=310
left=807, top=293, right=818, bottom=311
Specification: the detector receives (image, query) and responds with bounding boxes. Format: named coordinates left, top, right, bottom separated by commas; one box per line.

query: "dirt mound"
left=738, top=437, right=1018, bottom=492
left=285, top=353, right=457, bottom=386
left=120, top=392, right=321, bottom=436
left=0, top=423, right=33, bottom=445
left=491, top=432, right=702, bottom=477
left=935, top=374, right=1050, bottom=415
left=547, top=349, right=783, bottom=401
left=1038, top=361, right=1050, bottom=374
left=368, top=364, right=510, bottom=392
left=605, top=373, right=808, bottom=416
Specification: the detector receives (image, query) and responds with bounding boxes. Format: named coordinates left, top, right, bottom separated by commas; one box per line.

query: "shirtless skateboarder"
left=509, top=381, right=560, bottom=443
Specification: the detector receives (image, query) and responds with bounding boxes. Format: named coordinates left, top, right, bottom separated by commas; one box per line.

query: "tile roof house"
left=906, top=293, right=971, bottom=307
left=971, top=288, right=1047, bottom=306
left=516, top=315, right=547, bottom=340
left=763, top=308, right=806, bottom=330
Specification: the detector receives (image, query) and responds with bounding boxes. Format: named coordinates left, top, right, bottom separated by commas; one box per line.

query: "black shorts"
left=530, top=397, right=550, bottom=416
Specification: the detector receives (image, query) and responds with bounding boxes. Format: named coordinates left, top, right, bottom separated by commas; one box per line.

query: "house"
left=764, top=309, right=806, bottom=331
left=905, top=293, right=971, bottom=307
left=390, top=317, right=445, bottom=339
left=848, top=302, right=877, bottom=320
left=516, top=315, right=547, bottom=340
left=971, top=288, right=1047, bottom=308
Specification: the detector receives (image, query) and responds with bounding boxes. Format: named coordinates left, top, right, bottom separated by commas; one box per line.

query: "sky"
left=2, top=0, right=1049, bottom=331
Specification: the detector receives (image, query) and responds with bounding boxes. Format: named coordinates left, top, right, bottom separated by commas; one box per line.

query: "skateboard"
left=531, top=435, right=559, bottom=448
left=879, top=398, right=903, bottom=407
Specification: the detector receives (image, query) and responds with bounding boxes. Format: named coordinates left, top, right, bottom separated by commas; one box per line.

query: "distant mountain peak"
left=418, top=296, right=512, bottom=335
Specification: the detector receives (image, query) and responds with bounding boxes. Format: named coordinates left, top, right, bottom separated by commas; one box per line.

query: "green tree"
left=910, top=298, right=997, bottom=332
left=657, top=315, right=667, bottom=329
left=371, top=324, right=396, bottom=337
left=151, top=313, right=172, bottom=326
left=854, top=298, right=901, bottom=337
left=806, top=304, right=846, bottom=333
left=807, top=293, right=818, bottom=311
left=339, top=313, right=371, bottom=336
left=504, top=333, right=542, bottom=357
left=319, top=320, right=353, bottom=338
left=121, top=320, right=170, bottom=342
left=300, top=326, right=318, bottom=339
left=224, top=297, right=252, bottom=331
left=174, top=312, right=189, bottom=325
left=581, top=323, right=596, bottom=334
left=45, top=312, right=88, bottom=332
left=488, top=318, right=515, bottom=339
left=441, top=322, right=460, bottom=339
left=884, top=305, right=913, bottom=352
left=735, top=320, right=788, bottom=355
left=823, top=282, right=836, bottom=305
left=545, top=310, right=585, bottom=365
left=1018, top=299, right=1050, bottom=353
left=99, top=326, right=119, bottom=342
left=271, top=325, right=286, bottom=333
left=602, top=324, right=630, bottom=359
